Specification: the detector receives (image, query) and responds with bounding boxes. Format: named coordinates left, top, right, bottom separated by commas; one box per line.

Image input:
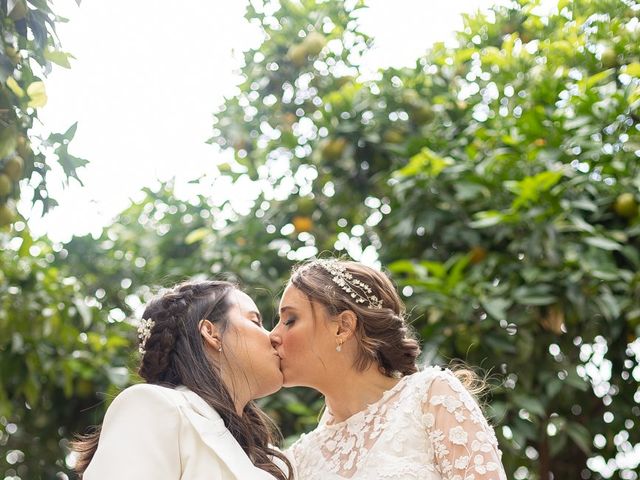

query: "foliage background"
left=1, top=0, right=639, bottom=479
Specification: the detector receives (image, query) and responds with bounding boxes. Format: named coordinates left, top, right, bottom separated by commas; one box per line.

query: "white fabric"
left=83, top=383, right=286, bottom=480
left=288, top=366, right=507, bottom=480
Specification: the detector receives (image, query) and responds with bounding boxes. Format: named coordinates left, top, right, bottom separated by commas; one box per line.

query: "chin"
left=258, top=371, right=284, bottom=397
left=282, top=375, right=301, bottom=388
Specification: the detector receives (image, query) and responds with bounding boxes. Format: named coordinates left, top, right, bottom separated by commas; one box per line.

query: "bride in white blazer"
left=73, top=280, right=294, bottom=480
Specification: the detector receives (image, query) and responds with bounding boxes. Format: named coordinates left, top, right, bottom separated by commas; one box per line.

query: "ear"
left=199, top=319, right=223, bottom=352
left=335, top=310, right=357, bottom=343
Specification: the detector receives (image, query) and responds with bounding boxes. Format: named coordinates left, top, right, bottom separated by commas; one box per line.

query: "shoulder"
left=112, top=383, right=182, bottom=405
left=405, top=365, right=468, bottom=390
left=104, top=383, right=184, bottom=423
left=405, top=366, right=480, bottom=410
left=403, top=365, right=456, bottom=391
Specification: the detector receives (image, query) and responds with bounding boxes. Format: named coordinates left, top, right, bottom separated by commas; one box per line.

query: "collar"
left=173, top=386, right=278, bottom=480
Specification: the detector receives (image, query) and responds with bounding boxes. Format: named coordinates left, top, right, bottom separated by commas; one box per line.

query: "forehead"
left=279, top=283, right=308, bottom=308
left=227, top=289, right=258, bottom=313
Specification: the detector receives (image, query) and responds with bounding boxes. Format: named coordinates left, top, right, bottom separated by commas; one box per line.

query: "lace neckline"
left=323, top=374, right=411, bottom=428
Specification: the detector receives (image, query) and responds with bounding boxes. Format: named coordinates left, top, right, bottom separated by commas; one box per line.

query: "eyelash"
left=283, top=316, right=297, bottom=327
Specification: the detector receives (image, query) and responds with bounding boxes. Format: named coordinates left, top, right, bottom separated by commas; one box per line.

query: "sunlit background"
left=28, top=0, right=510, bottom=243
left=7, top=1, right=637, bottom=477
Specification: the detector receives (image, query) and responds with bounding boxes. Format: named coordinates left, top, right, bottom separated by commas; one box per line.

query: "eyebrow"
left=279, top=306, right=297, bottom=315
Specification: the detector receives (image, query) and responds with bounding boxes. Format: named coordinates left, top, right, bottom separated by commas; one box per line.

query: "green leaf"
left=480, top=297, right=512, bottom=320
left=43, top=50, right=75, bottom=69
left=514, top=285, right=556, bottom=306
left=469, top=211, right=504, bottom=229
left=185, top=227, right=210, bottom=245
left=26, top=81, right=47, bottom=108
left=286, top=402, right=314, bottom=415
left=566, top=422, right=593, bottom=455
left=623, top=62, right=640, bottom=78
left=584, top=236, right=622, bottom=251
left=388, top=260, right=416, bottom=275
left=513, top=394, right=546, bottom=417
left=558, top=0, right=571, bottom=10
left=509, top=170, right=563, bottom=210
left=581, top=69, right=614, bottom=91
left=6, top=76, right=25, bottom=98
left=395, top=148, right=453, bottom=178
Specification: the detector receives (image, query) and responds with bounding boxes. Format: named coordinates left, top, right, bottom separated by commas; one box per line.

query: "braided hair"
left=72, top=280, right=292, bottom=480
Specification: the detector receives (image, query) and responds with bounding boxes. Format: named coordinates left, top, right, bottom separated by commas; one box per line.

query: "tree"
left=1, top=0, right=87, bottom=225
left=207, top=0, right=640, bottom=478
left=8, top=0, right=639, bottom=478
left=1, top=2, right=124, bottom=478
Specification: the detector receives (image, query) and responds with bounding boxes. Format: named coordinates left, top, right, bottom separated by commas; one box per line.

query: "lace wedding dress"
left=288, top=366, right=507, bottom=480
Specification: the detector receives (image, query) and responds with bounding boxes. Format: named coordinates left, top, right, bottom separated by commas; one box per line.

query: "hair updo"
left=137, top=280, right=235, bottom=384
left=290, top=259, right=421, bottom=377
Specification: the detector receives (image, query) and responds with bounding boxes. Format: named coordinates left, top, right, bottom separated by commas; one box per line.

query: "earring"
left=336, top=342, right=342, bottom=352
left=218, top=346, right=223, bottom=352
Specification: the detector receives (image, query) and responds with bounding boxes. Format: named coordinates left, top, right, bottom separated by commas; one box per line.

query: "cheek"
left=282, top=328, right=307, bottom=357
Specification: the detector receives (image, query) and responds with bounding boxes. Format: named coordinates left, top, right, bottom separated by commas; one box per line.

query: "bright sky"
left=25, top=0, right=508, bottom=243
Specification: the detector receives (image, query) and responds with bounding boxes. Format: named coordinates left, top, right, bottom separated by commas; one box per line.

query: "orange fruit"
left=469, top=246, right=487, bottom=264
left=303, top=31, right=326, bottom=56
left=601, top=48, right=617, bottom=68
left=0, top=174, right=12, bottom=196
left=287, top=44, right=307, bottom=67
left=321, top=137, right=347, bottom=161
left=292, top=215, right=313, bottom=233
left=613, top=193, right=638, bottom=219
left=3, top=156, right=23, bottom=181
left=0, top=204, right=16, bottom=226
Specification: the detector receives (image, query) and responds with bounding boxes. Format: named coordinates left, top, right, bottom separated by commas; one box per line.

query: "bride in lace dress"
left=270, top=259, right=507, bottom=480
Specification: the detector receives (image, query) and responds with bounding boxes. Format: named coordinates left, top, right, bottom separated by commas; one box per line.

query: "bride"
left=73, top=280, right=293, bottom=480
left=270, top=258, right=507, bottom=480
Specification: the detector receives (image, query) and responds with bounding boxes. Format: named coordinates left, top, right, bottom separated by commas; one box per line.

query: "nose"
left=269, top=324, right=281, bottom=348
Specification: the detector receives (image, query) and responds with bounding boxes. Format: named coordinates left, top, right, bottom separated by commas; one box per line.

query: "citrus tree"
left=14, top=0, right=639, bottom=478
left=206, top=0, right=640, bottom=478
left=0, top=2, right=132, bottom=478
left=1, top=0, right=86, bottom=224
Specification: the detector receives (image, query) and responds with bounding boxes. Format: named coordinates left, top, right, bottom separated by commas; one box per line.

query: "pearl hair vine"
left=137, top=317, right=156, bottom=355
left=313, top=259, right=383, bottom=309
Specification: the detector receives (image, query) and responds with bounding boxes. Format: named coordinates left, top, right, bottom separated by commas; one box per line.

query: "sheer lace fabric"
left=288, top=367, right=506, bottom=480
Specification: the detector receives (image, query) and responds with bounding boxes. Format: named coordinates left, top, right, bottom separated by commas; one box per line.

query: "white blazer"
left=83, top=383, right=288, bottom=480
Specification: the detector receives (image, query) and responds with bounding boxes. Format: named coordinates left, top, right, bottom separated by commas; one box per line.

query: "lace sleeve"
left=421, top=370, right=506, bottom=480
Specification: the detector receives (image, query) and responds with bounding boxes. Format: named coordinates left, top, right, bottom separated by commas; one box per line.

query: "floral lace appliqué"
left=288, top=367, right=507, bottom=480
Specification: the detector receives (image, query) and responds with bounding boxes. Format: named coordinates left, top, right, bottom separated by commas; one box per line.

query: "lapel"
left=174, top=386, right=276, bottom=480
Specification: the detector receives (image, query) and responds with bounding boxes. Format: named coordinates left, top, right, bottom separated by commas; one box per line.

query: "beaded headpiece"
left=137, top=317, right=156, bottom=355
left=311, top=259, right=383, bottom=309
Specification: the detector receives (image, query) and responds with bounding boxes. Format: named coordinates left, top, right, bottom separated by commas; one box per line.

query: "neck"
left=220, top=372, right=251, bottom=416
left=320, top=364, right=400, bottom=423
left=233, top=394, right=249, bottom=416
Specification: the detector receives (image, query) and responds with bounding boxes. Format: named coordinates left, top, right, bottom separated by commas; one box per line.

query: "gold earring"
left=336, top=341, right=343, bottom=352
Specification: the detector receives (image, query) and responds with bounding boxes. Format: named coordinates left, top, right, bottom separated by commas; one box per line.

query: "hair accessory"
left=137, top=317, right=156, bottom=355
left=315, top=260, right=383, bottom=309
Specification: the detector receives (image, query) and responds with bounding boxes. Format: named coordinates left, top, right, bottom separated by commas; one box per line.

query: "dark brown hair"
left=72, top=280, right=292, bottom=480
left=290, top=258, right=483, bottom=392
